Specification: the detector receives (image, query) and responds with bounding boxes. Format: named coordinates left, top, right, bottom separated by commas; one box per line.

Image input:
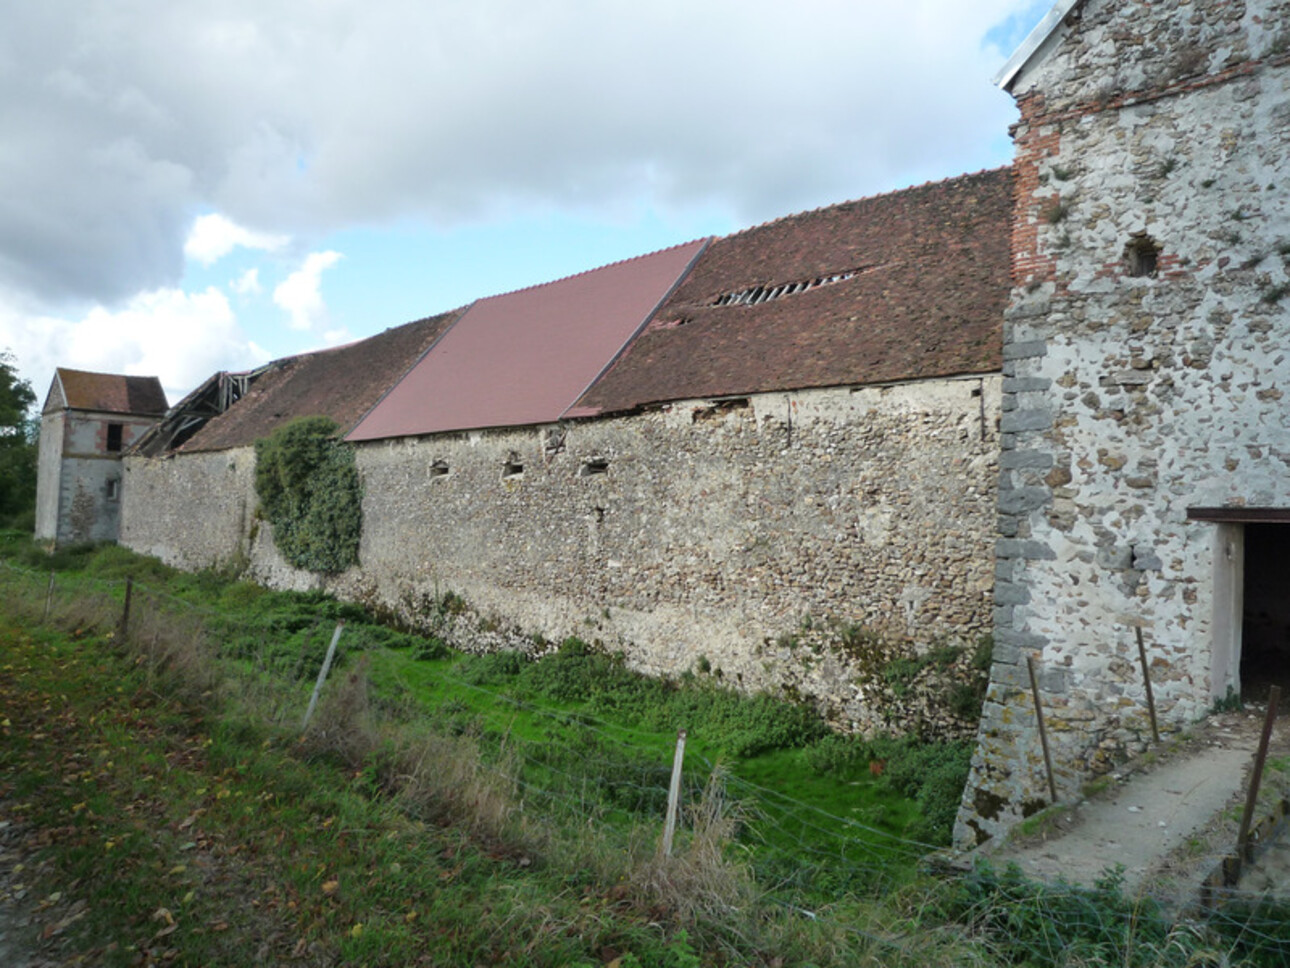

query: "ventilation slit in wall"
left=502, top=459, right=524, bottom=479
left=429, top=460, right=449, bottom=478
left=1124, top=234, right=1160, bottom=278
left=579, top=458, right=610, bottom=477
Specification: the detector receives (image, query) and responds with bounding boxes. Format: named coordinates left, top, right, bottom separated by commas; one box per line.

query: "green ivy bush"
left=254, top=416, right=363, bottom=574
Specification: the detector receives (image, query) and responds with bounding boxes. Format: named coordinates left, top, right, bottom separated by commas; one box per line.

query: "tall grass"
left=2, top=537, right=1285, bottom=967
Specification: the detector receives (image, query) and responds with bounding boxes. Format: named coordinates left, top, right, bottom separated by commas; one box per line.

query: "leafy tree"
left=254, top=416, right=363, bottom=574
left=0, top=350, right=37, bottom=528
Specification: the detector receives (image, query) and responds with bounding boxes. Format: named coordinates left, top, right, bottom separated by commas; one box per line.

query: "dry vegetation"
left=3, top=536, right=1289, bottom=967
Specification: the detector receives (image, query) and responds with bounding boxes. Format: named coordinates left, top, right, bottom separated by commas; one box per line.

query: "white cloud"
left=0, top=285, right=269, bottom=404
left=185, top=213, right=288, bottom=266
left=229, top=267, right=261, bottom=295
left=273, top=251, right=342, bottom=331
left=0, top=1, right=1038, bottom=311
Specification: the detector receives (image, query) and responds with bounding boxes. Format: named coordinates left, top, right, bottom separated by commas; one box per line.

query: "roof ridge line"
left=712, top=165, right=1014, bottom=244
left=472, top=238, right=712, bottom=303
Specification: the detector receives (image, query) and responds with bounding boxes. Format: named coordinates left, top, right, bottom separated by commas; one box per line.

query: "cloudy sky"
left=0, top=0, right=1051, bottom=406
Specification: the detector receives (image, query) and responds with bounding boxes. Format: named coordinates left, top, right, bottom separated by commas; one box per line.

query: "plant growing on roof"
left=254, top=416, right=362, bottom=574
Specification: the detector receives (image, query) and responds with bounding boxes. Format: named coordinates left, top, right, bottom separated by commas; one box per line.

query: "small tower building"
left=35, top=368, right=167, bottom=545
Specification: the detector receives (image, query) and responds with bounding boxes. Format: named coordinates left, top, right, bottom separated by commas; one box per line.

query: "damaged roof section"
left=46, top=368, right=168, bottom=417
left=157, top=311, right=463, bottom=454
left=347, top=240, right=707, bottom=441
left=132, top=367, right=272, bottom=456
left=568, top=167, right=1013, bottom=417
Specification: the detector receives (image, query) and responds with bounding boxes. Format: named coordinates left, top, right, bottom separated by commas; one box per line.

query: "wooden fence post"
left=42, top=570, right=55, bottom=624
left=1136, top=627, right=1160, bottom=744
left=301, top=624, right=345, bottom=730
left=1236, top=685, right=1281, bottom=866
left=118, top=577, right=134, bottom=639
left=661, top=729, right=687, bottom=857
left=1027, top=655, right=1059, bottom=804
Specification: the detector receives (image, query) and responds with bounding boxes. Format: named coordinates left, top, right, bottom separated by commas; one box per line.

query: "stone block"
left=1132, top=547, right=1163, bottom=571
left=1000, top=449, right=1055, bottom=470
left=995, top=628, right=1049, bottom=651
left=999, top=486, right=1051, bottom=514
left=995, top=581, right=1031, bottom=605
left=1003, top=339, right=1049, bottom=361
left=1002, top=377, right=1054, bottom=393
left=1040, top=666, right=1071, bottom=695
left=1096, top=545, right=1134, bottom=570
left=996, top=538, right=1056, bottom=560
left=1000, top=410, right=1053, bottom=433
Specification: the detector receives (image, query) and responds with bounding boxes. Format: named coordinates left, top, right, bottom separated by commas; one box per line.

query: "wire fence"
left=4, top=550, right=1290, bottom=964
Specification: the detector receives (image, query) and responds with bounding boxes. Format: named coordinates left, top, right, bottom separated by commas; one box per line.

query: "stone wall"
left=123, top=376, right=1001, bottom=736
left=34, top=410, right=63, bottom=541
left=122, top=448, right=257, bottom=570
left=957, top=0, right=1290, bottom=846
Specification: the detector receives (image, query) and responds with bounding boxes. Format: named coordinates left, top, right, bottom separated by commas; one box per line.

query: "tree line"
left=0, top=349, right=37, bottom=529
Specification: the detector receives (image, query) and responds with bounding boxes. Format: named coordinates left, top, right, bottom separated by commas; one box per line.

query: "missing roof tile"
left=712, top=269, right=861, bottom=308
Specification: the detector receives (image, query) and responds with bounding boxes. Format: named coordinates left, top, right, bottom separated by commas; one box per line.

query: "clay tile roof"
left=179, top=311, right=462, bottom=453
left=347, top=240, right=707, bottom=441
left=568, top=167, right=1013, bottom=417
left=53, top=369, right=168, bottom=416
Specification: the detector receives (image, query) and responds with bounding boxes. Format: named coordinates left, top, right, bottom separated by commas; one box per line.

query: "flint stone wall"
left=957, top=0, right=1290, bottom=846
left=123, top=377, right=1000, bottom=737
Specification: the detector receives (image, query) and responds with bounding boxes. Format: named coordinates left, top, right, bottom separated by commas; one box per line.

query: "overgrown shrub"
left=254, top=416, right=362, bottom=574
left=936, top=861, right=1225, bottom=968
left=805, top=733, right=973, bottom=844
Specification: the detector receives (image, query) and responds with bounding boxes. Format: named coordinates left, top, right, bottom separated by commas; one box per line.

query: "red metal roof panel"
left=347, top=240, right=707, bottom=441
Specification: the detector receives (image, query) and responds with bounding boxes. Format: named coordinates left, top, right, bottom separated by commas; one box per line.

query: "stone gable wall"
left=957, top=0, right=1290, bottom=847
left=123, top=377, right=1001, bottom=737
left=37, top=410, right=160, bottom=545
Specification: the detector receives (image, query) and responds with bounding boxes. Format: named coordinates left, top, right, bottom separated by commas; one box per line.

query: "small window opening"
left=691, top=398, right=751, bottom=423
left=1124, top=234, right=1160, bottom=278
left=502, top=459, right=524, bottom=479
left=579, top=458, right=610, bottom=477
left=105, top=478, right=120, bottom=501
left=429, top=460, right=450, bottom=478
left=106, top=422, right=123, bottom=452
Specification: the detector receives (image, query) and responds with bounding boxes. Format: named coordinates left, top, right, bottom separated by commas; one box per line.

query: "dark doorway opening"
left=1241, top=523, right=1290, bottom=702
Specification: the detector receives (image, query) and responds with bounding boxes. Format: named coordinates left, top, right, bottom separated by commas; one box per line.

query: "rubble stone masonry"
left=957, top=0, right=1290, bottom=846
left=124, top=377, right=999, bottom=737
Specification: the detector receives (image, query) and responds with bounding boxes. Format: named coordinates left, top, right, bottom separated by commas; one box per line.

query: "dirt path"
left=980, top=708, right=1290, bottom=904
left=1, top=814, right=36, bottom=967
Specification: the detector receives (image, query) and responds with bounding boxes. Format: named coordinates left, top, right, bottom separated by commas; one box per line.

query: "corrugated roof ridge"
left=711, top=165, right=1014, bottom=243
left=473, top=238, right=712, bottom=302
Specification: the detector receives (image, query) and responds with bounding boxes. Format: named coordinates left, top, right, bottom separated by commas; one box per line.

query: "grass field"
left=3, top=535, right=1288, bottom=966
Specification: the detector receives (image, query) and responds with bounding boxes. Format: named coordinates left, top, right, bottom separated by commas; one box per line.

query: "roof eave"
left=992, top=0, right=1084, bottom=93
